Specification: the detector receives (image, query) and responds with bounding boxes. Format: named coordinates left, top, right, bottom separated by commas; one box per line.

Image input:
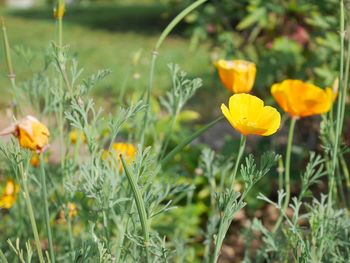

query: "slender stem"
left=19, top=160, right=45, bottom=263
left=278, top=157, right=284, bottom=191
left=1, top=17, right=19, bottom=116
left=161, top=116, right=224, bottom=166
left=328, top=0, right=346, bottom=210
left=159, top=111, right=179, bottom=160
left=120, top=155, right=150, bottom=262
left=229, top=135, right=246, bottom=187
left=0, top=248, right=8, bottom=263
left=339, top=24, right=350, bottom=133
left=211, top=136, right=246, bottom=263
left=65, top=204, right=75, bottom=260
left=154, top=0, right=209, bottom=51
left=140, top=52, right=157, bottom=146
left=340, top=152, right=350, bottom=187
left=140, top=0, right=209, bottom=146
left=40, top=155, right=55, bottom=263
left=273, top=117, right=297, bottom=232
left=103, top=210, right=110, bottom=247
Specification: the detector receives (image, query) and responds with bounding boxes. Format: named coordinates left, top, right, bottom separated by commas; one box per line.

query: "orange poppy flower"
left=271, top=80, right=335, bottom=117
left=215, top=59, right=256, bottom=93
left=0, top=116, right=50, bottom=153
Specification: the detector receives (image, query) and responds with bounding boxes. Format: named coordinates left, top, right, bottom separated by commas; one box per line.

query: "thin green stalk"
left=0, top=248, right=8, bottom=263
left=19, top=161, right=45, bottom=263
left=154, top=0, right=209, bottom=51
left=103, top=210, right=110, bottom=247
left=140, top=0, right=209, bottom=146
left=1, top=17, right=19, bottom=116
left=120, top=155, right=150, bottom=262
left=339, top=25, right=350, bottom=133
left=161, top=116, right=224, bottom=166
left=273, top=117, right=297, bottom=233
left=211, top=136, right=246, bottom=263
left=40, top=155, right=55, bottom=263
left=140, top=52, right=157, bottom=146
left=340, top=153, right=350, bottom=187
left=229, top=135, right=246, bottom=188
left=328, top=0, right=346, bottom=210
left=159, top=111, right=179, bottom=160
left=278, top=157, right=284, bottom=191
left=65, top=204, right=75, bottom=260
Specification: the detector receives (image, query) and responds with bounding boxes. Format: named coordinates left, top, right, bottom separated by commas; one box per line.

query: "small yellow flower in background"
left=215, top=59, right=256, bottom=93
left=53, top=2, right=65, bottom=19
left=58, top=203, right=78, bottom=224
left=67, top=202, right=77, bottom=218
left=271, top=79, right=336, bottom=118
left=69, top=130, right=86, bottom=145
left=102, top=143, right=137, bottom=169
left=0, top=116, right=50, bottom=153
left=30, top=152, right=49, bottom=168
left=0, top=180, right=20, bottom=209
left=221, top=93, right=281, bottom=136
left=30, top=153, right=40, bottom=168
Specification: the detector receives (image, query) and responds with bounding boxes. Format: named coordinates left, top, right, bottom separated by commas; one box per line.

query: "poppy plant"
left=215, top=59, right=256, bottom=93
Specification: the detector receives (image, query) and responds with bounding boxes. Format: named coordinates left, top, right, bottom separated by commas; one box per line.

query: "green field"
left=0, top=3, right=217, bottom=110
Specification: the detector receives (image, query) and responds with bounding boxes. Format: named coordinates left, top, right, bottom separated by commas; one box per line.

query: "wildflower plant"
left=0, top=0, right=350, bottom=263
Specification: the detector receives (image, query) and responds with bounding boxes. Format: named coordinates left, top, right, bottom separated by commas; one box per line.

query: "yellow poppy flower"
left=0, top=116, right=50, bottom=153
left=102, top=143, right=137, bottom=170
left=53, top=3, right=65, bottom=19
left=271, top=80, right=335, bottom=117
left=215, top=59, right=256, bottom=93
left=57, top=203, right=78, bottom=224
left=69, top=130, right=86, bottom=145
left=68, top=202, right=77, bottom=218
left=17, top=116, right=50, bottom=153
left=221, top=94, right=281, bottom=136
left=0, top=180, right=19, bottom=209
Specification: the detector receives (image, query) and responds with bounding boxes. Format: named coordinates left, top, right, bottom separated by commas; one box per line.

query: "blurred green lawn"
left=0, top=3, right=218, bottom=111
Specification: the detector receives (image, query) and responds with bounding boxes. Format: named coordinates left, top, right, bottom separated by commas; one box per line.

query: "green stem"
left=278, top=157, right=284, bottom=191
left=211, top=136, right=246, bottom=263
left=40, top=155, right=55, bottom=263
left=154, top=0, right=209, bottom=51
left=140, top=52, right=157, bottom=146
left=140, top=0, right=209, bottom=146
left=229, top=135, right=246, bottom=187
left=103, top=210, right=110, bottom=247
left=1, top=17, right=19, bottom=116
left=328, top=0, right=346, bottom=211
left=65, top=204, right=75, bottom=260
left=339, top=23, right=350, bottom=133
left=159, top=111, right=179, bottom=160
left=161, top=116, right=224, bottom=166
left=19, top=161, right=45, bottom=263
left=340, top=152, right=350, bottom=187
left=273, top=117, right=297, bottom=232
left=120, top=155, right=150, bottom=262
left=0, top=248, right=8, bottom=263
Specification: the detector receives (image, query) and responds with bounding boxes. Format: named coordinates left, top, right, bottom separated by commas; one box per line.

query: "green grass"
left=0, top=3, right=219, bottom=112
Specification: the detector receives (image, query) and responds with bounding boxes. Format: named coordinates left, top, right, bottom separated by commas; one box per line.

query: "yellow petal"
left=222, top=93, right=281, bottom=136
